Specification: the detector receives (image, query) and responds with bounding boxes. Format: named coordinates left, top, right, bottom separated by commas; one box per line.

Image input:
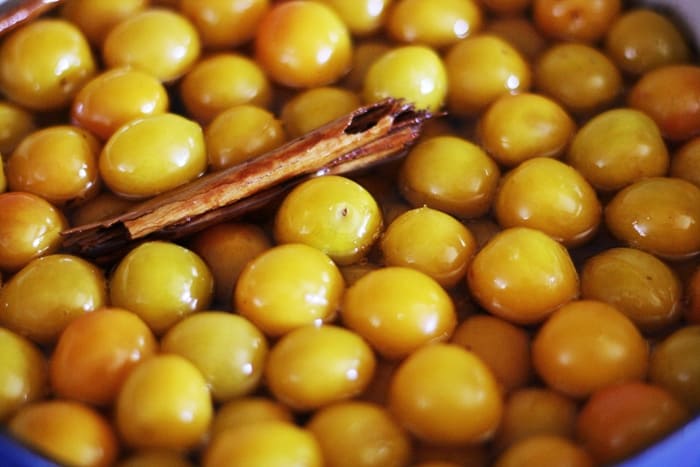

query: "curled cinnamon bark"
left=61, top=99, right=433, bottom=261
left=0, top=0, right=64, bottom=35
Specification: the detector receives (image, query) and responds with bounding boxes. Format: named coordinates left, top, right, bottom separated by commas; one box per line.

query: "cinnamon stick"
left=0, top=0, right=64, bottom=35
left=61, top=99, right=432, bottom=260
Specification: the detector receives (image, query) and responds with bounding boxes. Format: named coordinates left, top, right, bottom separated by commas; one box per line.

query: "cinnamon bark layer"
left=61, top=99, right=433, bottom=261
